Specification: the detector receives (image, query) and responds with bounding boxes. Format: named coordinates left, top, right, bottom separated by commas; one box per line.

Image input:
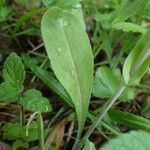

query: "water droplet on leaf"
left=70, top=69, right=74, bottom=75
left=63, top=20, right=68, bottom=27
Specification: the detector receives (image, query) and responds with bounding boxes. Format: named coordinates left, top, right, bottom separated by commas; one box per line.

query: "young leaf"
left=0, top=82, right=21, bottom=102
left=19, top=89, right=52, bottom=112
left=112, top=0, right=149, bottom=23
left=83, top=139, right=96, bottom=150
left=2, top=52, right=25, bottom=88
left=112, top=22, right=147, bottom=34
left=101, top=131, right=150, bottom=150
left=123, top=29, right=150, bottom=85
left=109, top=108, right=150, bottom=132
left=92, top=66, right=134, bottom=101
left=2, top=123, right=38, bottom=142
left=41, top=7, right=93, bottom=135
left=12, top=140, right=29, bottom=150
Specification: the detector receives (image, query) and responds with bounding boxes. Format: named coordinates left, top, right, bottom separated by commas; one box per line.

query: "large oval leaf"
left=41, top=7, right=93, bottom=135
left=92, top=66, right=134, bottom=101
left=101, top=131, right=150, bottom=150
left=123, top=29, right=150, bottom=85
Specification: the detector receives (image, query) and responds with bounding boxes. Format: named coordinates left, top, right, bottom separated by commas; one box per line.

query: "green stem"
left=83, top=85, right=126, bottom=140
left=20, top=105, right=24, bottom=125
left=36, top=113, right=45, bottom=150
left=72, top=123, right=82, bottom=150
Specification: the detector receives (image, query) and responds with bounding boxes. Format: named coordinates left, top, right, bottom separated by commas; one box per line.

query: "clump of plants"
left=0, top=0, right=150, bottom=149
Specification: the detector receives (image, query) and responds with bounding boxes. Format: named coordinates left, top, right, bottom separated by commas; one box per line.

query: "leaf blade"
left=41, top=7, right=93, bottom=134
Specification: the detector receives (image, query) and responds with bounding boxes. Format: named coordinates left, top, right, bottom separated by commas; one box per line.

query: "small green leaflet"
left=12, top=140, right=29, bottom=150
left=92, top=66, right=134, bottom=101
left=2, top=122, right=38, bottom=142
left=83, top=139, right=96, bottom=150
left=123, top=29, right=150, bottom=85
left=112, top=22, right=147, bottom=34
left=0, top=82, right=21, bottom=102
left=19, top=89, right=52, bottom=112
left=0, top=53, right=25, bottom=102
left=101, top=131, right=150, bottom=150
left=2, top=52, right=25, bottom=88
left=41, top=7, right=93, bottom=136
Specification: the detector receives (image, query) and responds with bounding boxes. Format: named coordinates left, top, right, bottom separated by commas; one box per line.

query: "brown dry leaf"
left=0, top=141, right=11, bottom=150
left=45, top=118, right=67, bottom=150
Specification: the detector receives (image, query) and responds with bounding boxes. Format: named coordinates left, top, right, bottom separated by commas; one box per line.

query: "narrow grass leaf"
left=112, top=0, right=149, bottom=23
left=109, top=108, right=150, bottom=132
left=123, top=29, right=150, bottom=85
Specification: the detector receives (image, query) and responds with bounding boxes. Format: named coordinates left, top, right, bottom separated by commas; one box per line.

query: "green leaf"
left=22, top=54, right=73, bottom=107
left=12, top=9, right=43, bottom=35
left=56, top=0, right=83, bottom=7
left=101, top=130, right=150, bottom=150
left=143, top=96, right=150, bottom=115
left=0, top=7, right=12, bottom=22
left=83, top=139, right=96, bottom=150
left=2, top=52, right=25, bottom=88
left=123, top=29, right=150, bottom=85
left=12, top=140, right=29, bottom=150
left=92, top=66, right=134, bottom=101
left=112, top=0, right=149, bottom=23
left=2, top=123, right=38, bottom=142
left=42, top=0, right=53, bottom=6
left=0, top=82, right=21, bottom=102
left=20, top=89, right=52, bottom=112
left=109, top=108, right=150, bottom=132
left=41, top=7, right=93, bottom=135
left=112, top=22, right=147, bottom=34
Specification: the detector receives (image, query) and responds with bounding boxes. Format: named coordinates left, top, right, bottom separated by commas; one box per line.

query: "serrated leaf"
left=123, top=29, right=150, bottom=85
left=83, top=139, right=96, bottom=150
left=112, top=22, right=147, bottom=34
left=92, top=66, right=134, bottom=101
left=2, top=123, right=38, bottom=142
left=3, top=52, right=25, bottom=88
left=101, top=131, right=150, bottom=150
left=12, top=139, right=29, bottom=150
left=112, top=0, right=149, bottom=23
left=109, top=108, right=150, bottom=132
left=20, top=89, right=52, bottom=112
left=0, top=82, right=21, bottom=102
left=41, top=7, right=93, bottom=135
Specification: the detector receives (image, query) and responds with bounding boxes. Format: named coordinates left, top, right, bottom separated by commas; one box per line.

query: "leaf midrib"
left=59, top=18, right=83, bottom=112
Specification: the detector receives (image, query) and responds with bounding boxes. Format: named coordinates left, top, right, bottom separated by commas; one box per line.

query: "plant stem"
left=20, top=105, right=24, bottom=125
left=83, top=85, right=126, bottom=140
left=36, top=113, right=45, bottom=150
left=72, top=124, right=82, bottom=150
